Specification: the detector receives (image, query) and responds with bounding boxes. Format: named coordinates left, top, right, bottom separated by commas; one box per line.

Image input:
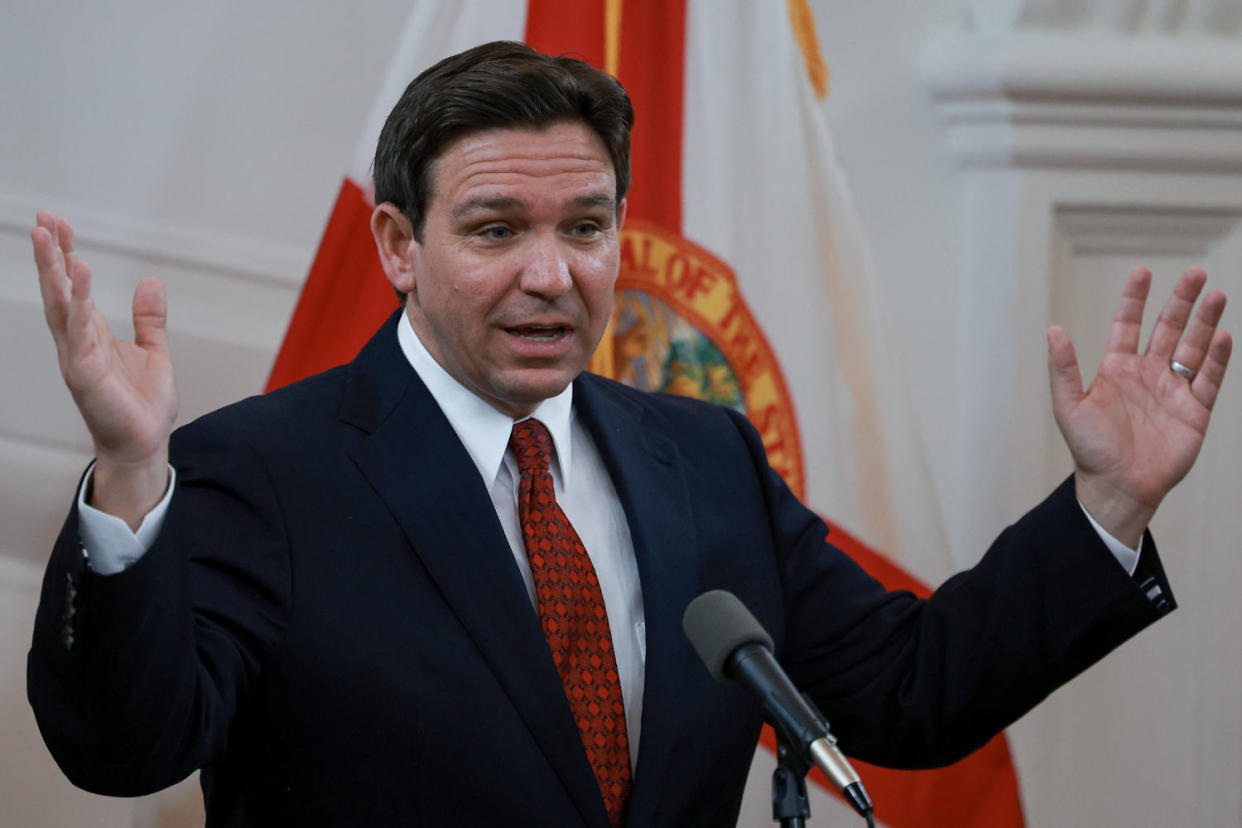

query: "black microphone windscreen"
left=682, top=590, right=775, bottom=683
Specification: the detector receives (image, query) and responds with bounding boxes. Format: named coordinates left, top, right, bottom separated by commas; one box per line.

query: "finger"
left=67, top=250, right=92, bottom=304
left=1104, top=266, right=1152, bottom=354
left=32, top=212, right=78, bottom=341
left=1191, top=329, right=1232, bottom=412
left=1145, top=267, right=1208, bottom=360
left=33, top=211, right=69, bottom=284
left=1170, top=288, right=1226, bottom=374
left=132, top=277, right=170, bottom=355
left=62, top=253, right=101, bottom=366
left=32, top=225, right=70, bottom=332
left=1047, top=325, right=1084, bottom=421
left=39, top=214, right=102, bottom=360
left=55, top=215, right=83, bottom=286
left=56, top=214, right=76, bottom=253
left=35, top=209, right=63, bottom=255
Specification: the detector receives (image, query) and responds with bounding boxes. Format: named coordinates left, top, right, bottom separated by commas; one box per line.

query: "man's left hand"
left=1048, top=266, right=1232, bottom=549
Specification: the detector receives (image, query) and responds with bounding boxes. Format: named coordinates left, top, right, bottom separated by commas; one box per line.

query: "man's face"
left=404, top=121, right=625, bottom=417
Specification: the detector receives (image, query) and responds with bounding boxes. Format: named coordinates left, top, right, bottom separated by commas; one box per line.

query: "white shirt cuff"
left=76, top=463, right=176, bottom=576
left=1078, top=499, right=1142, bottom=576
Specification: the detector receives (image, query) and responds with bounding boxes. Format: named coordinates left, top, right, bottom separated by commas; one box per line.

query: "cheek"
left=575, top=249, right=620, bottom=294
left=588, top=281, right=616, bottom=317
left=586, top=268, right=619, bottom=316
left=425, top=264, right=496, bottom=323
left=439, top=291, right=490, bottom=341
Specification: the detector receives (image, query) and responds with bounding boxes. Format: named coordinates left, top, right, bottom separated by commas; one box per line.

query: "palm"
left=1049, top=267, right=1231, bottom=544
left=33, top=212, right=178, bottom=467
left=63, top=305, right=177, bottom=463
left=1061, top=352, right=1208, bottom=508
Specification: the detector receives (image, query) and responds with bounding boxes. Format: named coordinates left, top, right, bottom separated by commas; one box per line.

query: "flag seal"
left=607, top=220, right=805, bottom=497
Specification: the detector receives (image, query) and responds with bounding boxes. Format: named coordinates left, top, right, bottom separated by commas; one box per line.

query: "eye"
left=569, top=221, right=602, bottom=238
left=478, top=225, right=513, bottom=241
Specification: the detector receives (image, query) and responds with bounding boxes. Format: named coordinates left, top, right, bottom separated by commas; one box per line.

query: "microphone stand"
left=772, top=739, right=813, bottom=828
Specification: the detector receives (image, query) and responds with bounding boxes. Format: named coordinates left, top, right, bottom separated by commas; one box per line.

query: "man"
left=28, top=41, right=1232, bottom=827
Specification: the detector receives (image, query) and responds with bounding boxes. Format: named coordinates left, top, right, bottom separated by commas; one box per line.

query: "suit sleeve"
left=27, top=417, right=292, bottom=796
left=722, top=407, right=1175, bottom=769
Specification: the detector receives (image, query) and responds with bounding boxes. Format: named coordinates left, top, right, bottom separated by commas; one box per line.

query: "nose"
left=519, top=232, right=573, bottom=298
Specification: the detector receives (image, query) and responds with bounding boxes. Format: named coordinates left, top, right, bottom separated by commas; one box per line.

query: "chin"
left=496, top=371, right=578, bottom=410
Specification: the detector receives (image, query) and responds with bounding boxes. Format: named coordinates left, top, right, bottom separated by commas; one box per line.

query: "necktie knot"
left=510, top=418, right=554, bottom=477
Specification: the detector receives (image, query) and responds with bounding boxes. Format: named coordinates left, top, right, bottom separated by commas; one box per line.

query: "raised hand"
left=1047, top=266, right=1232, bottom=548
left=32, top=211, right=178, bottom=528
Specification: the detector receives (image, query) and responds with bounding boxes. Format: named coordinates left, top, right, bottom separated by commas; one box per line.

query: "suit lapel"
left=573, top=376, right=702, bottom=825
left=342, top=316, right=610, bottom=828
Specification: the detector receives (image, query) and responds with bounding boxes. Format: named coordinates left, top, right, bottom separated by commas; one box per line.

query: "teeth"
left=510, top=326, right=564, bottom=341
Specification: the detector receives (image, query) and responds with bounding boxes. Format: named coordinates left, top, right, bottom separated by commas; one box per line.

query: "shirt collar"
left=396, top=311, right=574, bottom=487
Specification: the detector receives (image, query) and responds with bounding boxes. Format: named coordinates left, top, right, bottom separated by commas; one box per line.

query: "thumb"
left=1047, top=325, right=1083, bottom=420
left=132, top=277, right=170, bottom=354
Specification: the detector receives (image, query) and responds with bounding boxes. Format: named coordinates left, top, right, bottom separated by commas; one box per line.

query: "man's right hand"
left=33, top=211, right=178, bottom=530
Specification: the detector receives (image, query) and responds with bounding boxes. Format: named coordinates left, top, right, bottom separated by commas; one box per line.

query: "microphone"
left=682, top=590, right=874, bottom=818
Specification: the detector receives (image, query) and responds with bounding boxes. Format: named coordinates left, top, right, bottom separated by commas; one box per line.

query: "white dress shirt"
left=395, top=314, right=645, bottom=767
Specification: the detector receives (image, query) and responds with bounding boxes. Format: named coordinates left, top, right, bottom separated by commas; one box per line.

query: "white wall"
left=0, top=1, right=410, bottom=823
left=1, top=2, right=1238, bottom=826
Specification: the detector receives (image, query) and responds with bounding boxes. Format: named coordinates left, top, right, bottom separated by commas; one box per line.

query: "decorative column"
left=922, top=4, right=1242, bottom=826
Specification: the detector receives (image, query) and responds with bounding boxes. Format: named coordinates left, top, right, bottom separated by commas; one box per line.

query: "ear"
left=371, top=203, right=419, bottom=295
left=616, top=197, right=627, bottom=232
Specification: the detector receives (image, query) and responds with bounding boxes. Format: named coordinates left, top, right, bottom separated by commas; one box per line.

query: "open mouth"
left=506, top=325, right=568, bottom=342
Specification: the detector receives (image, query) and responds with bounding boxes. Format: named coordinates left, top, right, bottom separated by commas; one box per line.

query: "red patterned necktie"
left=509, top=418, right=632, bottom=825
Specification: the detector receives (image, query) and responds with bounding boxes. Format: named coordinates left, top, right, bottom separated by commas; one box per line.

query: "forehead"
left=427, top=121, right=617, bottom=209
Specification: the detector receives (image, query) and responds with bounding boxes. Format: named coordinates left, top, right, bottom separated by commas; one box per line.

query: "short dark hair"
left=373, top=40, right=633, bottom=259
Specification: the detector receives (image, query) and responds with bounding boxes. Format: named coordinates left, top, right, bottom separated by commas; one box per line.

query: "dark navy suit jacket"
left=29, top=312, right=1174, bottom=826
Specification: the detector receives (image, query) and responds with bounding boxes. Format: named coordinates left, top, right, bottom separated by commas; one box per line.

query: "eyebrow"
left=570, top=192, right=618, bottom=212
left=451, top=196, right=524, bottom=221
left=449, top=192, right=617, bottom=221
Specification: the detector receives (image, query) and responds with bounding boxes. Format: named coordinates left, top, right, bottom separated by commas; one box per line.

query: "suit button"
left=62, top=573, right=79, bottom=651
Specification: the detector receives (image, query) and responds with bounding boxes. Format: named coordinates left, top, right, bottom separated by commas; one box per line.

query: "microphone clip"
left=772, top=737, right=814, bottom=827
